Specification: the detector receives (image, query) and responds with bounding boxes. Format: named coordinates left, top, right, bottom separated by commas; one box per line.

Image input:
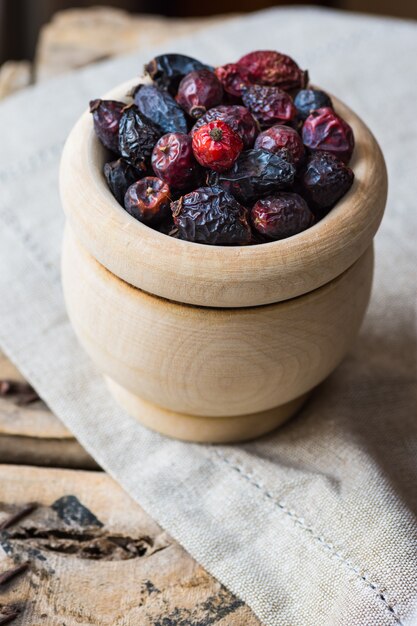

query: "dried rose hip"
left=302, top=107, right=354, bottom=163
left=242, top=84, right=296, bottom=127
left=214, top=63, right=251, bottom=97
left=124, top=177, right=170, bottom=225
left=118, top=104, right=161, bottom=171
left=190, top=105, right=259, bottom=148
left=192, top=120, right=243, bottom=172
left=294, top=89, right=332, bottom=121
left=145, top=53, right=212, bottom=95
left=209, top=149, right=295, bottom=204
left=251, top=193, right=314, bottom=240
left=104, top=158, right=143, bottom=205
left=152, top=132, right=201, bottom=190
left=171, top=186, right=251, bottom=245
left=238, top=50, right=308, bottom=91
left=90, top=99, right=125, bottom=153
left=176, top=69, right=223, bottom=119
left=132, top=84, right=187, bottom=134
left=254, top=125, right=305, bottom=165
left=299, top=151, right=354, bottom=215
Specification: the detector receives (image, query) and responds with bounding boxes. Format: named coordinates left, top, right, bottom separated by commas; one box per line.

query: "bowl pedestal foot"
left=105, top=377, right=311, bottom=443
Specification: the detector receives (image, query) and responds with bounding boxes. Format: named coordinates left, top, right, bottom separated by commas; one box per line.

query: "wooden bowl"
left=60, top=79, right=387, bottom=443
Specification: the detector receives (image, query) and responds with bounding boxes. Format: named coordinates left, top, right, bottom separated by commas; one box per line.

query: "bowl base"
left=105, top=377, right=311, bottom=443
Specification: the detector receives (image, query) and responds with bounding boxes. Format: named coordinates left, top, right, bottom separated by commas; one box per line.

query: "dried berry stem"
left=0, top=611, right=20, bottom=626
left=0, top=503, right=37, bottom=531
left=209, top=127, right=223, bottom=141
left=0, top=563, right=29, bottom=586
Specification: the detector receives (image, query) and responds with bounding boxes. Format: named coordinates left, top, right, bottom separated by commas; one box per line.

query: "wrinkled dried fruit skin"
left=171, top=186, right=251, bottom=245
left=299, top=151, right=354, bottom=216
left=132, top=84, right=188, bottom=134
left=209, top=149, right=296, bottom=204
left=190, top=105, right=259, bottom=148
left=238, top=50, right=308, bottom=91
left=302, top=107, right=354, bottom=163
left=192, top=120, right=243, bottom=172
left=242, top=84, right=296, bottom=127
left=90, top=99, right=125, bottom=153
left=152, top=132, right=202, bottom=189
left=118, top=105, right=161, bottom=170
left=104, top=158, right=144, bottom=205
left=145, top=53, right=212, bottom=95
left=214, top=63, right=251, bottom=97
left=254, top=124, right=305, bottom=165
left=251, top=192, right=314, bottom=240
left=294, top=89, right=332, bottom=121
left=176, top=69, right=223, bottom=119
left=124, top=176, right=171, bottom=225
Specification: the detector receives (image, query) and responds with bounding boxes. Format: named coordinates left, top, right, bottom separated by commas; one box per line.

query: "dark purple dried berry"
left=104, top=158, right=144, bottom=205
left=152, top=132, right=202, bottom=190
left=90, top=99, right=125, bottom=153
left=190, top=105, right=259, bottom=148
left=251, top=193, right=314, bottom=240
left=118, top=104, right=161, bottom=170
left=299, top=151, right=354, bottom=217
left=171, top=186, right=251, bottom=245
left=132, top=84, right=188, bottom=134
left=254, top=124, right=305, bottom=165
left=294, top=89, right=333, bottom=121
left=124, top=176, right=171, bottom=225
left=208, top=149, right=295, bottom=204
left=302, top=107, right=354, bottom=163
left=242, top=84, right=296, bottom=127
left=214, top=63, right=251, bottom=97
left=176, top=69, right=223, bottom=119
left=145, top=53, right=212, bottom=95
left=238, top=50, right=308, bottom=91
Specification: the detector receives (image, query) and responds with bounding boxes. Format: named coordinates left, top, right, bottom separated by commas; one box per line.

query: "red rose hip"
left=238, top=50, right=307, bottom=91
left=124, top=177, right=171, bottom=225
left=192, top=120, right=243, bottom=172
left=251, top=193, right=314, bottom=240
left=190, top=105, right=259, bottom=148
left=254, top=124, right=305, bottom=165
left=176, top=69, right=223, bottom=119
left=302, top=107, right=355, bottom=163
left=152, top=133, right=201, bottom=190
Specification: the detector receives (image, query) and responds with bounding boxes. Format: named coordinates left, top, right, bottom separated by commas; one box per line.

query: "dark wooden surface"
left=0, top=465, right=261, bottom=625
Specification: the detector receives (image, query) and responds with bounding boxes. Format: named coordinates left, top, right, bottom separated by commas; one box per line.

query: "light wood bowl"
left=60, top=79, right=387, bottom=443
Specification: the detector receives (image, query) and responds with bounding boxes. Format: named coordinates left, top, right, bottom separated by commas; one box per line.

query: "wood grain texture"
left=62, top=225, right=373, bottom=435
left=0, top=465, right=260, bottom=625
left=60, top=80, right=387, bottom=308
left=0, top=349, right=97, bottom=469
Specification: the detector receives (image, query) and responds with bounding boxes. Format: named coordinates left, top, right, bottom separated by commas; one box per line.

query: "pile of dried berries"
left=91, top=50, right=355, bottom=245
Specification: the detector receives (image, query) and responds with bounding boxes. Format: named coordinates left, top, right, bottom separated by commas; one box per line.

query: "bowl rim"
left=60, top=78, right=387, bottom=308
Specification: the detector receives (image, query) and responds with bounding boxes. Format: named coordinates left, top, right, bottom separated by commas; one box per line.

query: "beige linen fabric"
left=0, top=8, right=416, bottom=625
